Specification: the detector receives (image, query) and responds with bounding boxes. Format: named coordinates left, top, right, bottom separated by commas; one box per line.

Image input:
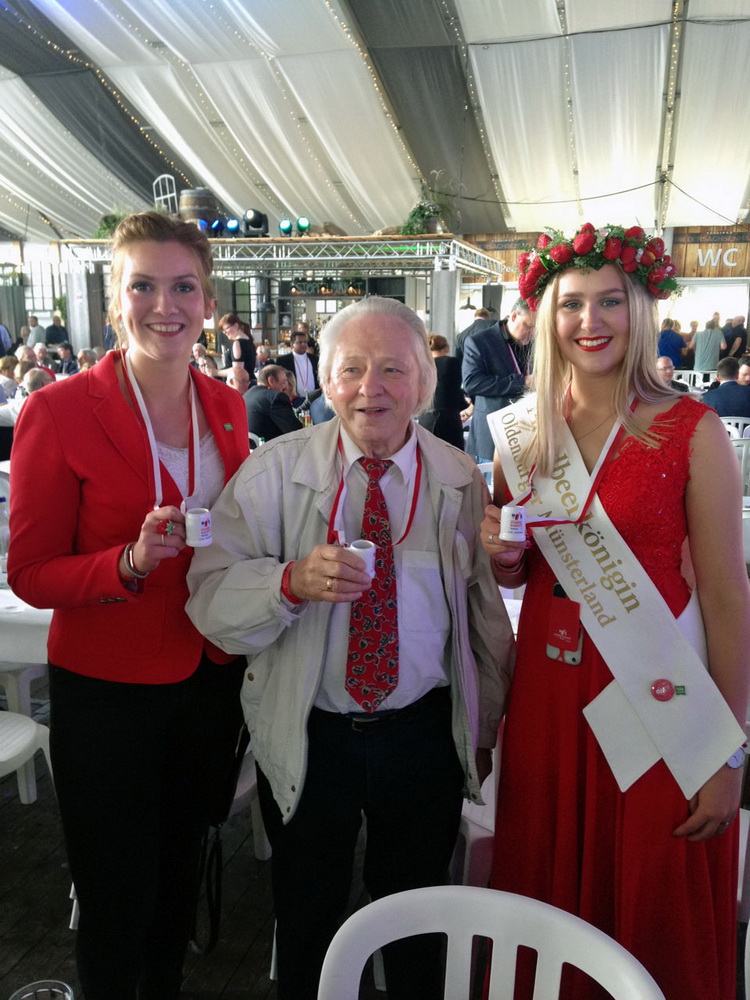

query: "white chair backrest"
left=732, top=439, right=750, bottom=496
left=722, top=416, right=750, bottom=439
left=317, top=885, right=666, bottom=1000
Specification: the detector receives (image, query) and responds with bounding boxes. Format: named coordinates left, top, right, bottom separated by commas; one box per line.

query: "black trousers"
left=49, top=653, right=245, bottom=1000
left=258, top=686, right=464, bottom=1000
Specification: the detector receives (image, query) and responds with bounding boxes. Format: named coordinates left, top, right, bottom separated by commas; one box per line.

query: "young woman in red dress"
left=482, top=224, right=750, bottom=1000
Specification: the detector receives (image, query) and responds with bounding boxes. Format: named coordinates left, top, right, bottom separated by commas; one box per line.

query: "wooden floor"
left=1, top=692, right=747, bottom=999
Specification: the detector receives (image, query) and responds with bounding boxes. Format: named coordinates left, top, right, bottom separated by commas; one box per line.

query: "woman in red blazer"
left=9, top=212, right=249, bottom=1000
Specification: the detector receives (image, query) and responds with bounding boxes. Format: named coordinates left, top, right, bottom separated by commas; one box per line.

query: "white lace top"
left=156, top=431, right=225, bottom=509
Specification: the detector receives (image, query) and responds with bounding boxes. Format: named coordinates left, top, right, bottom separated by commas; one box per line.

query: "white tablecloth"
left=0, top=587, right=51, bottom=663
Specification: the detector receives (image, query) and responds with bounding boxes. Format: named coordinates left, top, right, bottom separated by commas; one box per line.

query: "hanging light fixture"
left=459, top=296, right=476, bottom=310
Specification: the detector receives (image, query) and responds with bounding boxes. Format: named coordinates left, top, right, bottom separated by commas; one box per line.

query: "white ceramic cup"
left=345, top=538, right=376, bottom=578
left=499, top=504, right=526, bottom=542
left=185, top=507, right=212, bottom=547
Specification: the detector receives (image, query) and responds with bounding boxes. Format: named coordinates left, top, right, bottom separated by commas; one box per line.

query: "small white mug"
left=499, top=504, right=526, bottom=542
left=345, top=538, right=376, bottom=578
left=185, top=508, right=212, bottom=547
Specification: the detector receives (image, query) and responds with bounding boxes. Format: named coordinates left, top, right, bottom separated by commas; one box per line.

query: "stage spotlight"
left=279, top=218, right=293, bottom=237
left=210, top=218, right=225, bottom=236
left=296, top=216, right=310, bottom=235
left=225, top=217, right=240, bottom=236
left=244, top=209, right=269, bottom=237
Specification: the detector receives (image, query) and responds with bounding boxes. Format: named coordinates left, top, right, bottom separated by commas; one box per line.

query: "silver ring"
left=488, top=533, right=494, bottom=545
left=326, top=577, right=333, bottom=592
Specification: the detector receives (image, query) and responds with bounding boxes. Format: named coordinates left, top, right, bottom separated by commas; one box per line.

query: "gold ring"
left=160, top=534, right=165, bottom=546
left=326, top=577, right=333, bottom=592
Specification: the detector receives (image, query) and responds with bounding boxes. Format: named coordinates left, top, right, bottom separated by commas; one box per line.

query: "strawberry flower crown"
left=517, top=223, right=679, bottom=311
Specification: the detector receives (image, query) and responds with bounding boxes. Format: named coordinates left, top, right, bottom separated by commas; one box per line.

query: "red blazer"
left=8, top=353, right=249, bottom=683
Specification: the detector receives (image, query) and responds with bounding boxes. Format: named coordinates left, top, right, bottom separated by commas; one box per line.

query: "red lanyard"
left=326, top=437, right=422, bottom=546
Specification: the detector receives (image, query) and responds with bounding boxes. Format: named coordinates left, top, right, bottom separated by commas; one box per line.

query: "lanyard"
left=326, top=437, right=422, bottom=546
left=513, top=395, right=636, bottom=528
left=122, top=350, right=200, bottom=511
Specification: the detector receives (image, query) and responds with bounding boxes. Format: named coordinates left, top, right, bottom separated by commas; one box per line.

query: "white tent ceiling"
left=0, top=0, right=748, bottom=244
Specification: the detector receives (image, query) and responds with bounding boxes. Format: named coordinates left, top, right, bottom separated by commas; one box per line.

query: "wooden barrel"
left=179, top=188, right=217, bottom=225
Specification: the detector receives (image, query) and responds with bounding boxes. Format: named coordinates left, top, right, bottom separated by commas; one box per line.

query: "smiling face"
left=555, top=264, right=630, bottom=380
left=116, top=240, right=212, bottom=366
left=324, top=315, right=422, bottom=458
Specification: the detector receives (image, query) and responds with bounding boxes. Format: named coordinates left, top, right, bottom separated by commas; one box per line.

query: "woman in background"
left=9, top=211, right=249, bottom=1000
left=417, top=333, right=466, bottom=449
left=219, top=311, right=256, bottom=381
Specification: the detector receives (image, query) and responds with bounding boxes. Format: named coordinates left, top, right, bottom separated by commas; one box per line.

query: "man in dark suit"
left=461, top=298, right=535, bottom=462
left=243, top=364, right=302, bottom=441
left=454, top=308, right=495, bottom=367
left=275, top=330, right=319, bottom=393
left=702, top=357, right=750, bottom=417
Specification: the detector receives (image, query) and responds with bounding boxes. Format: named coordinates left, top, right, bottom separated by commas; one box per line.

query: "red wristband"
left=280, top=561, right=304, bottom=605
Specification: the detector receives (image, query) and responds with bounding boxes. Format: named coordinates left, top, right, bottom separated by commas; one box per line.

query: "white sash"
left=488, top=396, right=744, bottom=799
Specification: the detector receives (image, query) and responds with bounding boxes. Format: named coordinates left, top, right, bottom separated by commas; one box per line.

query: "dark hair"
left=705, top=319, right=716, bottom=330
left=428, top=334, right=449, bottom=353
left=59, top=341, right=73, bottom=353
left=109, top=212, right=214, bottom=342
left=717, top=357, right=739, bottom=379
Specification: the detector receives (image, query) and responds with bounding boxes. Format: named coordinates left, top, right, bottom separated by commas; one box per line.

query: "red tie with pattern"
left=345, top=458, right=399, bottom=712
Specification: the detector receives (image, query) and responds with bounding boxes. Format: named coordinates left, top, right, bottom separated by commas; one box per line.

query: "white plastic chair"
left=721, top=416, right=750, bottom=439
left=0, top=663, right=49, bottom=800
left=0, top=711, right=52, bottom=804
left=248, top=431, right=262, bottom=449
left=316, top=885, right=666, bottom=1000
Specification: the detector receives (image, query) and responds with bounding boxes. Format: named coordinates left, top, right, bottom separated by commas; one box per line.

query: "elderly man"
left=275, top=327, right=319, bottom=392
left=462, top=297, right=535, bottom=463
left=32, top=343, right=56, bottom=379
left=0, top=367, right=54, bottom=426
left=187, top=297, right=513, bottom=1000
left=656, top=357, right=688, bottom=392
left=226, top=366, right=250, bottom=395
left=190, top=342, right=206, bottom=369
left=242, top=364, right=301, bottom=441
left=254, top=344, right=271, bottom=374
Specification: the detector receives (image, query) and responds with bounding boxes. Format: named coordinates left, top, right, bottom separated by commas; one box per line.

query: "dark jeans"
left=49, top=653, right=245, bottom=1000
left=258, top=686, right=464, bottom=1000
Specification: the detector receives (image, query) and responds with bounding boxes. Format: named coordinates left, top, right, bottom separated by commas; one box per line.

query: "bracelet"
left=280, top=561, right=303, bottom=605
left=123, top=542, right=149, bottom=579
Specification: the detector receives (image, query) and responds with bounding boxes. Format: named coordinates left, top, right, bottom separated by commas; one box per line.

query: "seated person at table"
left=186, top=296, right=514, bottom=1000
left=0, top=367, right=54, bottom=426
left=656, top=357, right=688, bottom=393
left=242, top=364, right=302, bottom=441
left=702, top=357, right=750, bottom=418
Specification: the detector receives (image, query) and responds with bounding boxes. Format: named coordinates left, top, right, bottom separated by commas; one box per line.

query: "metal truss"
left=56, top=235, right=508, bottom=280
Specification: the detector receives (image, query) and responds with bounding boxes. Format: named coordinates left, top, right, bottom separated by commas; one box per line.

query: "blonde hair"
left=531, top=264, right=679, bottom=477
left=108, top=211, right=214, bottom=344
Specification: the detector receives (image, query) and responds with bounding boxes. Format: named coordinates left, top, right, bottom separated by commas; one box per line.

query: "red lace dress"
left=491, top=396, right=738, bottom=1000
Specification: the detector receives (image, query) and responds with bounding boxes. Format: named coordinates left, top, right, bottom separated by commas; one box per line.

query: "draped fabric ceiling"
left=0, top=0, right=748, bottom=245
